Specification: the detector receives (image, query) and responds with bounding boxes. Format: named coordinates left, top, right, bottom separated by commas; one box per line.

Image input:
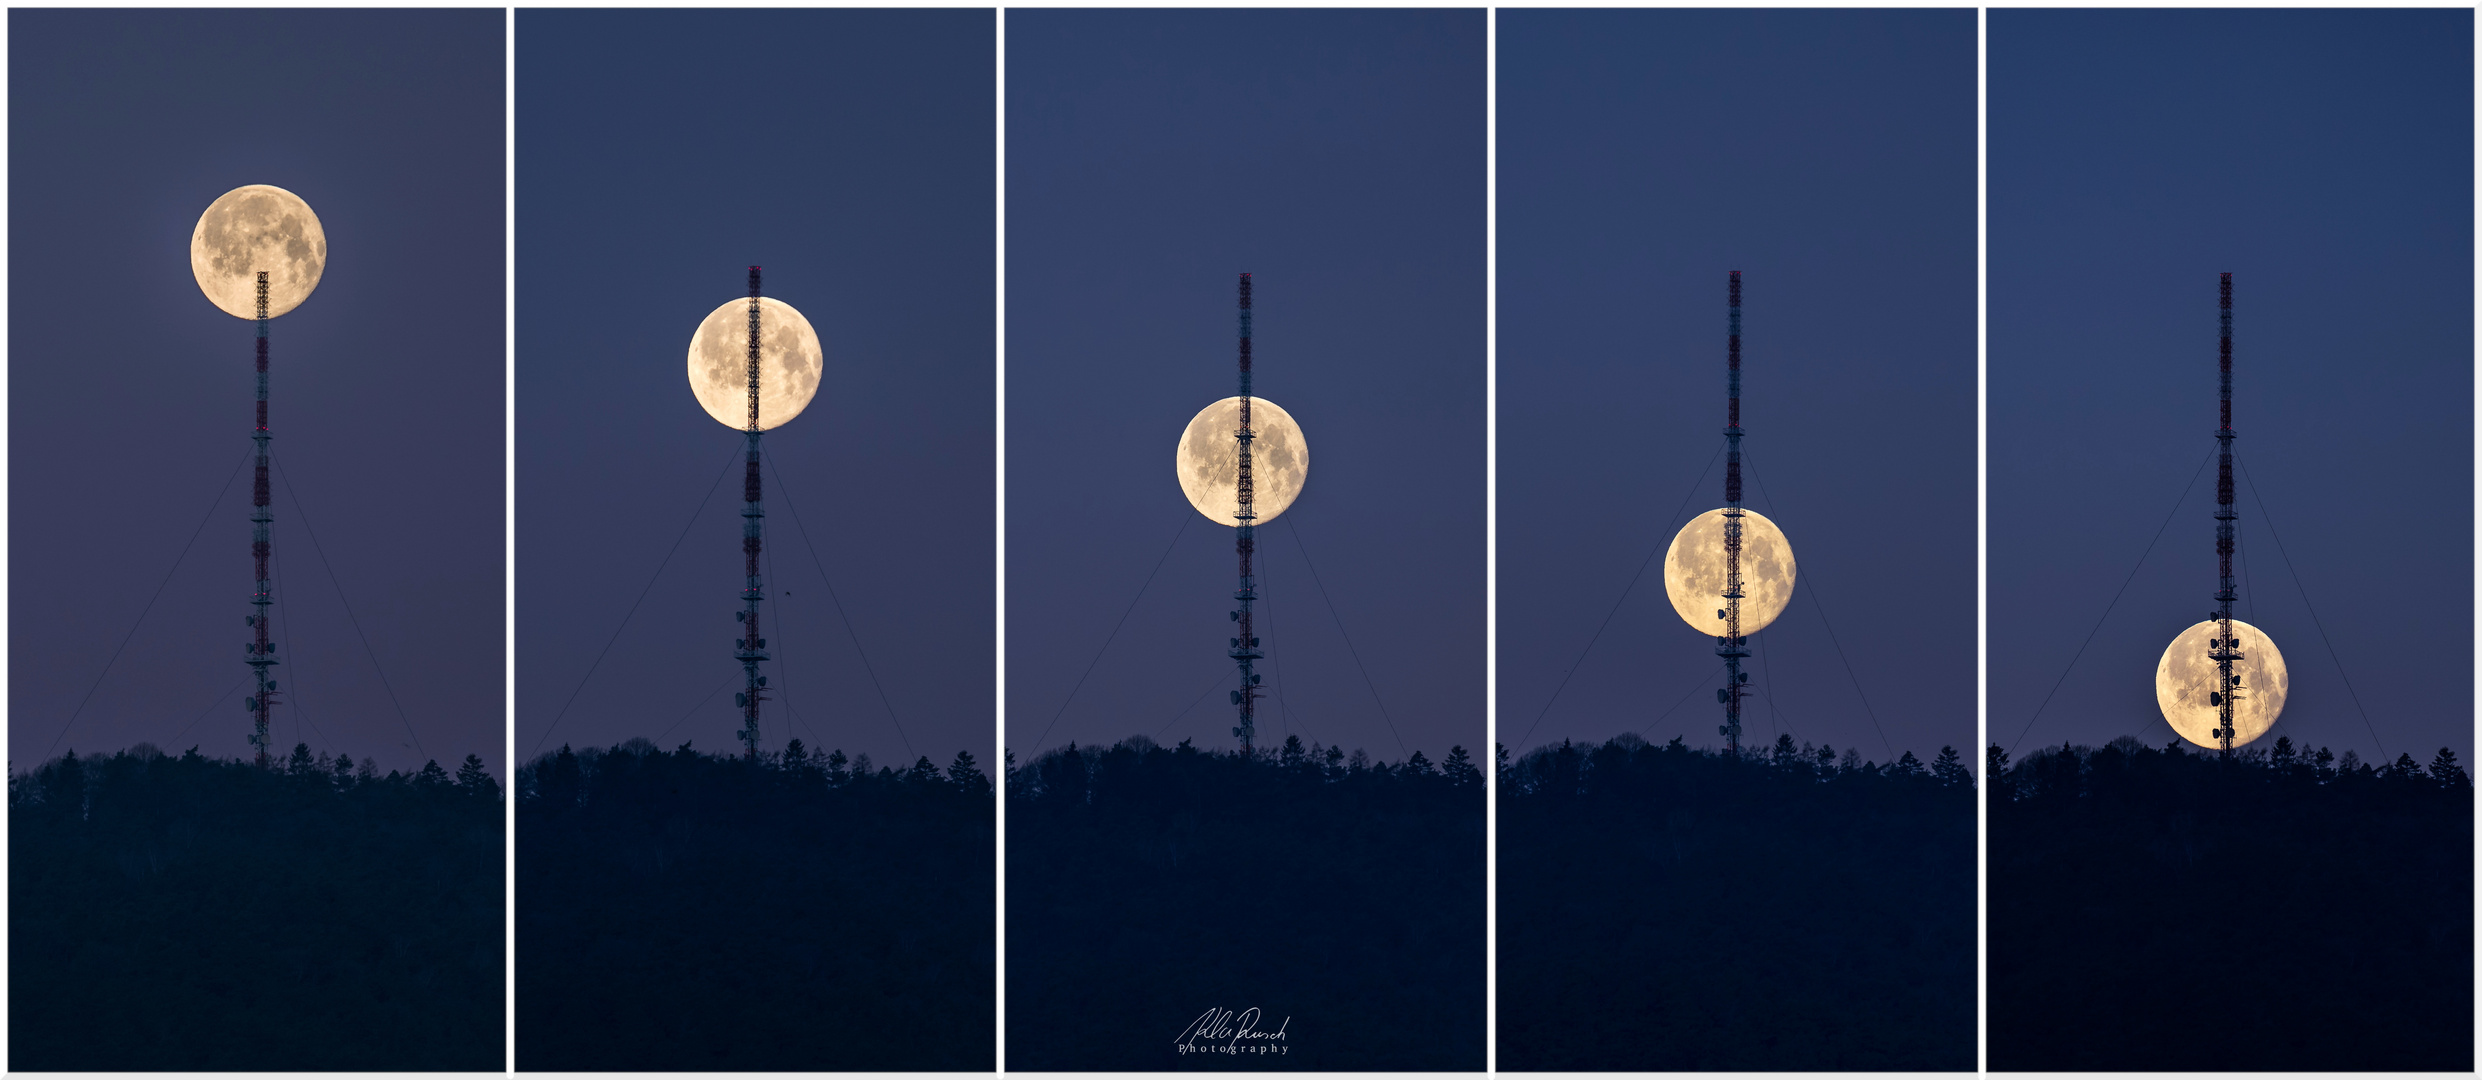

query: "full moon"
left=1175, top=396, right=1308, bottom=527
left=1663, top=508, right=1797, bottom=636
left=686, top=296, right=823, bottom=431
left=191, top=184, right=326, bottom=319
left=2156, top=618, right=2288, bottom=749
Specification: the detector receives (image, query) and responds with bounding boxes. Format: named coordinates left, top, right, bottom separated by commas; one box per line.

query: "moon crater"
left=686, top=296, right=823, bottom=431
left=2156, top=618, right=2288, bottom=749
left=1663, top=507, right=1797, bottom=636
left=191, top=184, right=326, bottom=319
left=1175, top=396, right=1308, bottom=527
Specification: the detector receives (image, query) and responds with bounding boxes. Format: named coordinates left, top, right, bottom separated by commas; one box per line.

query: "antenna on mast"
left=1229, top=273, right=1263, bottom=754
left=1715, top=272, right=1749, bottom=755
left=734, top=266, right=770, bottom=761
left=2210, top=273, right=2241, bottom=757
left=245, top=271, right=280, bottom=767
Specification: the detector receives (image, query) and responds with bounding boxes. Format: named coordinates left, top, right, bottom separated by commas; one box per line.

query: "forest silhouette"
left=1497, top=732, right=1976, bottom=1070
left=1007, top=735, right=1485, bottom=1070
left=10, top=742, right=504, bottom=1071
left=1990, top=735, right=2473, bottom=1071
left=516, top=738, right=994, bottom=1071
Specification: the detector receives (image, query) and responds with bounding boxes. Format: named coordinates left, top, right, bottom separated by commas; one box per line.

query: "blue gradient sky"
left=1499, top=9, right=1978, bottom=763
left=10, top=10, right=505, bottom=776
left=1005, top=9, right=1486, bottom=764
left=514, top=10, right=995, bottom=772
left=1989, top=9, right=2473, bottom=766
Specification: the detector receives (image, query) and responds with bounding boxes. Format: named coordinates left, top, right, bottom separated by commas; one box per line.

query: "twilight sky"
left=9, top=10, right=505, bottom=776
left=515, top=10, right=994, bottom=772
left=1006, top=10, right=1485, bottom=764
left=1990, top=10, right=2473, bottom=767
left=1499, top=10, right=1978, bottom=763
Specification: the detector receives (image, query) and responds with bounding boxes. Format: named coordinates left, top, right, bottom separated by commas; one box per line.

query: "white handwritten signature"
left=1175, top=1006, right=1291, bottom=1055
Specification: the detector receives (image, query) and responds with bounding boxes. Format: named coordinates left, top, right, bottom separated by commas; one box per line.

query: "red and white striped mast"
left=2208, top=273, right=2241, bottom=757
left=1229, top=273, right=1263, bottom=754
left=734, top=267, right=771, bottom=760
left=244, top=271, right=281, bottom=767
left=1715, top=271, right=1749, bottom=755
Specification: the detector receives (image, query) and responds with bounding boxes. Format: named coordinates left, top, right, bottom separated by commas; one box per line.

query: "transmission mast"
left=1228, top=272, right=1264, bottom=754
left=243, top=271, right=280, bottom=767
left=1715, top=272, right=1750, bottom=755
left=733, top=266, right=771, bottom=760
left=2208, top=273, right=2242, bottom=757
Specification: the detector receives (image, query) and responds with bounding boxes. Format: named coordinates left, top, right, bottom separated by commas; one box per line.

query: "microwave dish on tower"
left=2156, top=273, right=2286, bottom=752
left=1664, top=507, right=1796, bottom=636
left=1659, top=273, right=1795, bottom=754
left=2158, top=617, right=2289, bottom=749
left=1172, top=274, right=1310, bottom=753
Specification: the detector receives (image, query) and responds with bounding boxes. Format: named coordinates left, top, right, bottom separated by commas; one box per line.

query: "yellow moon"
left=686, top=296, right=823, bottom=431
left=191, top=184, right=326, bottom=319
left=1663, top=507, right=1796, bottom=635
left=2156, top=618, right=2288, bottom=749
left=1175, top=396, right=1308, bottom=527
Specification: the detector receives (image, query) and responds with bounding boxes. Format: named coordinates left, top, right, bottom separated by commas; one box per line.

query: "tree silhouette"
left=1497, top=733, right=1972, bottom=1070
left=1990, top=739, right=2471, bottom=1071
left=540, top=744, right=581, bottom=807
left=947, top=749, right=986, bottom=791
left=1007, top=737, right=1481, bottom=1070
left=1932, top=745, right=1971, bottom=787
left=455, top=753, right=495, bottom=795
left=11, top=744, right=503, bottom=1070
left=516, top=739, right=992, bottom=1071
left=2431, top=747, right=2469, bottom=788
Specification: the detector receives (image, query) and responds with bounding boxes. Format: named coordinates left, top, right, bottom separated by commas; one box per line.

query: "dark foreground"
left=516, top=740, right=995, bottom=1071
left=1498, top=734, right=1977, bottom=1071
left=1991, top=737, right=2473, bottom=1071
left=10, top=745, right=505, bottom=1071
left=1008, top=737, right=1486, bottom=1070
